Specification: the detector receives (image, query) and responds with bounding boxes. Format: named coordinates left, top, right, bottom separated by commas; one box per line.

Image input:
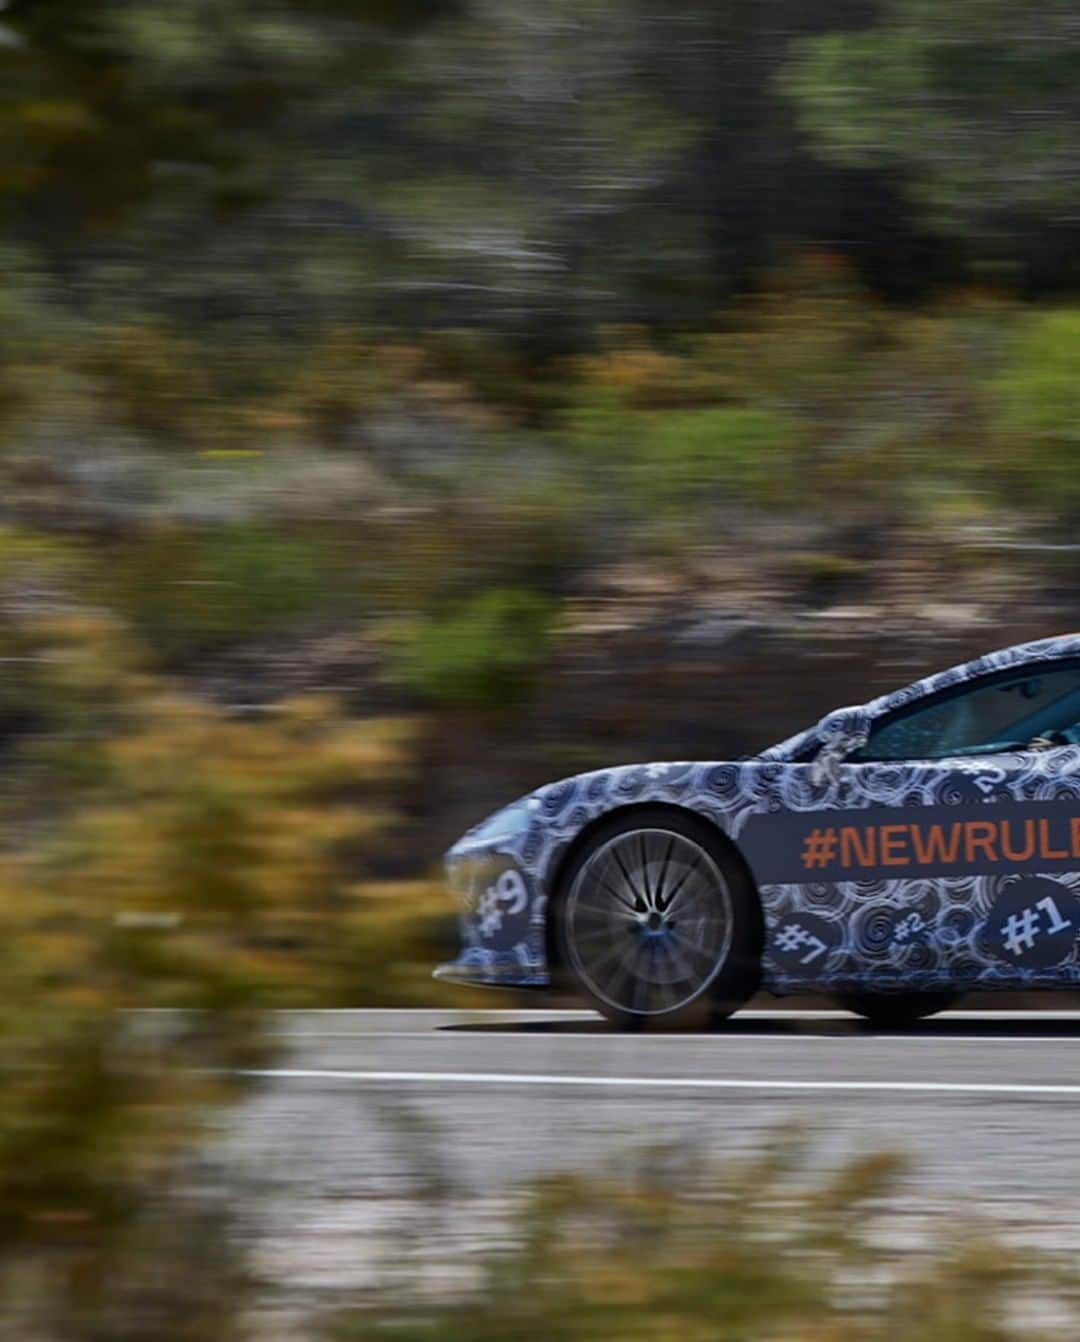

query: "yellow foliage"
left=570, top=334, right=692, bottom=409
left=80, top=323, right=218, bottom=446
left=0, top=612, right=456, bottom=1328
left=6, top=689, right=415, bottom=1006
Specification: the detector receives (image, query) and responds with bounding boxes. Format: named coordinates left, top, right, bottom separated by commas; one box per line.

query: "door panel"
left=746, top=748, right=1080, bottom=991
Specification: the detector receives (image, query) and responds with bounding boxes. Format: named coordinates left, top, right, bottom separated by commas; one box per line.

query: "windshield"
left=852, top=662, right=1080, bottom=762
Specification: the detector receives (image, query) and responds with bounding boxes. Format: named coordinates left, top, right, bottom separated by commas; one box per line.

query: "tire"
left=553, top=808, right=762, bottom=1029
left=838, top=990, right=960, bottom=1028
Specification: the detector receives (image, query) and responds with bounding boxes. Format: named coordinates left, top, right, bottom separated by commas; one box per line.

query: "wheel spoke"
left=574, top=898, right=639, bottom=925
left=604, top=943, right=642, bottom=1006
left=610, top=845, right=646, bottom=906
left=572, top=925, right=626, bottom=946
left=667, top=925, right=719, bottom=963
left=639, top=832, right=656, bottom=909
left=655, top=835, right=676, bottom=906
left=658, top=856, right=703, bottom=914
left=661, top=937, right=698, bottom=983
left=595, top=876, right=640, bottom=916
left=663, top=862, right=711, bottom=918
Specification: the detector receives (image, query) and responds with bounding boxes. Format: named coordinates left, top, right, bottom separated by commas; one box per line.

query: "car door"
left=753, top=658, right=1080, bottom=990
left=832, top=660, right=1080, bottom=987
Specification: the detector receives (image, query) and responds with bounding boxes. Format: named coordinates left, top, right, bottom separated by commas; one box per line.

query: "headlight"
left=461, top=799, right=533, bottom=849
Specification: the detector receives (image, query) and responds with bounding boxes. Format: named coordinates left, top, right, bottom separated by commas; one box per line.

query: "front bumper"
left=432, top=959, right=548, bottom=989
left=434, top=836, right=550, bottom=989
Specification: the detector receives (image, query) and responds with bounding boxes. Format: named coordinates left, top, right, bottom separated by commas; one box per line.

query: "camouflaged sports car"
left=436, top=636, right=1080, bottom=1027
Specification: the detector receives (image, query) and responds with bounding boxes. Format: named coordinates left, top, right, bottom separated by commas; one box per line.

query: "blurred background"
left=3, top=1, right=1080, bottom=1337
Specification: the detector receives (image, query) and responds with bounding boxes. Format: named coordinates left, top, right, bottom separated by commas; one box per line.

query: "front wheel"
left=838, top=990, right=960, bottom=1028
left=554, top=809, right=762, bottom=1029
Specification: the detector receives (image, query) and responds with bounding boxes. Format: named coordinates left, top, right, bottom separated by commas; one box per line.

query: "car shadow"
left=440, top=1013, right=1080, bottom=1038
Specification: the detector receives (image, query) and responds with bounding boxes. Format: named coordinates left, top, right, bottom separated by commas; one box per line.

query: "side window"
left=851, top=662, right=1080, bottom=762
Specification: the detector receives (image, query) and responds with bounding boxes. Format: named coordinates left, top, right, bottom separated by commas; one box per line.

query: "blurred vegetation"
left=0, top=613, right=459, bottom=1337
left=107, top=523, right=354, bottom=658
left=328, top=1139, right=1079, bottom=1342
left=787, top=0, right=1080, bottom=261
left=0, top=0, right=1079, bottom=1335
left=389, top=587, right=557, bottom=707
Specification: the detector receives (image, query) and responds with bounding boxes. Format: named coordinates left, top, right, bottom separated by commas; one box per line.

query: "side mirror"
left=808, top=739, right=847, bottom=788
left=809, top=708, right=870, bottom=786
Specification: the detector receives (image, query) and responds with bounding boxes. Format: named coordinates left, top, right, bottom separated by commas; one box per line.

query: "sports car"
left=436, top=635, right=1080, bottom=1026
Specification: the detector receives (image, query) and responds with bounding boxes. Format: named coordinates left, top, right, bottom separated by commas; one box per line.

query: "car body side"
left=437, top=633, right=1080, bottom=995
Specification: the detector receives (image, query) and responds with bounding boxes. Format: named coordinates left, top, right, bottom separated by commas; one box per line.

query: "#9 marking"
left=477, top=869, right=529, bottom=940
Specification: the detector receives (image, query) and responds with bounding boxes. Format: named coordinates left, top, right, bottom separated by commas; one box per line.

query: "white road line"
left=238, top=1068, right=1080, bottom=1097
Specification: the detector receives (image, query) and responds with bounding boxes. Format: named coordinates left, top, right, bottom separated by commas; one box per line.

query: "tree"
left=785, top=0, right=1080, bottom=281
left=0, top=0, right=459, bottom=236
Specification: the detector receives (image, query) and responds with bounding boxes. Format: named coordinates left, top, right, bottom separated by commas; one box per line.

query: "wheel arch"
left=543, top=801, right=763, bottom=975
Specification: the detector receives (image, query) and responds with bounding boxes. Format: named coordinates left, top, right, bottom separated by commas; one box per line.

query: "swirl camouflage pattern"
left=437, top=635, right=1080, bottom=1018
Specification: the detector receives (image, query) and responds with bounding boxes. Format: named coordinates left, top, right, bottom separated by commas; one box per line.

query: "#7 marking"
left=775, top=921, right=828, bottom=964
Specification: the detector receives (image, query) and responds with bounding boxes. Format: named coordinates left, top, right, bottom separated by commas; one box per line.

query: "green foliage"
left=632, top=406, right=799, bottom=508
left=0, top=522, right=78, bottom=583
left=786, top=1, right=1080, bottom=240
left=555, top=272, right=1015, bottom=533
left=995, top=310, right=1080, bottom=438
left=388, top=587, right=557, bottom=707
left=105, top=523, right=354, bottom=659
left=990, top=308, right=1080, bottom=510
left=0, top=0, right=458, bottom=232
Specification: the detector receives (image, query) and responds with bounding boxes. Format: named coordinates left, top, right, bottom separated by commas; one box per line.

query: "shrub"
left=104, top=522, right=354, bottom=660
left=632, top=405, right=799, bottom=509
left=0, top=611, right=452, bottom=1337
left=326, top=1139, right=1072, bottom=1342
left=388, top=586, right=557, bottom=707
left=990, top=308, right=1080, bottom=513
left=267, top=327, right=397, bottom=448
left=80, top=322, right=218, bottom=447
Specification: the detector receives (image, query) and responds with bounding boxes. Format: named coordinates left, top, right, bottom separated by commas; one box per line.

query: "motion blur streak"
left=2, top=1, right=1080, bottom=1337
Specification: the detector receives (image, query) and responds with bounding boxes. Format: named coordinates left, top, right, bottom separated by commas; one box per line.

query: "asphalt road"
left=222, top=1008, right=1080, bottom=1301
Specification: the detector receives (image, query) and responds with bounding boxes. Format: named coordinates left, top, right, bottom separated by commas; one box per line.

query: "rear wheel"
left=838, top=990, right=960, bottom=1028
left=554, top=809, right=761, bottom=1029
